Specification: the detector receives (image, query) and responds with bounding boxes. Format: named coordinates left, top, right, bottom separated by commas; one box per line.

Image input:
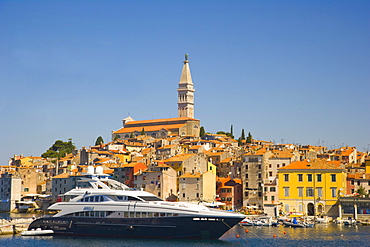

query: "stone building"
left=0, top=172, right=21, bottom=212
left=112, top=55, right=200, bottom=141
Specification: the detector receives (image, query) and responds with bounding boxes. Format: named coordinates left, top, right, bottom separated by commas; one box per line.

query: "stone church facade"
left=112, top=55, right=200, bottom=140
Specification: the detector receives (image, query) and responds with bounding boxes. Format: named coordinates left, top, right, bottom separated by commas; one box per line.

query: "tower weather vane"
left=185, top=53, right=188, bottom=60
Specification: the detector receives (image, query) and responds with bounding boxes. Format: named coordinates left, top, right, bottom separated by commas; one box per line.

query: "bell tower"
left=177, top=54, right=195, bottom=118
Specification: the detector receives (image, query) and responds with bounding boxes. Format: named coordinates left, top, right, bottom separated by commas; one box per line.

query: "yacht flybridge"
left=28, top=171, right=245, bottom=239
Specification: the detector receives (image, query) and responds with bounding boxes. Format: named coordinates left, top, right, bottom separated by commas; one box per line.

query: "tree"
left=230, top=125, right=233, bottom=137
left=41, top=139, right=76, bottom=159
left=95, top=136, right=104, bottom=146
left=357, top=186, right=367, bottom=196
left=141, top=128, right=146, bottom=135
left=217, top=131, right=234, bottom=139
left=200, top=126, right=205, bottom=138
left=246, top=132, right=253, bottom=143
left=241, top=129, right=245, bottom=140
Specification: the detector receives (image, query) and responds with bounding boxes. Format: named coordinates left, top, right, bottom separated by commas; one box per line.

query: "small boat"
left=240, top=218, right=254, bottom=226
left=21, top=228, right=54, bottom=236
left=283, top=218, right=314, bottom=228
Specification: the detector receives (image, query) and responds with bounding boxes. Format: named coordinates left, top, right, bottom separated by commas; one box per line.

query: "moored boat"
left=27, top=170, right=245, bottom=239
left=21, top=228, right=54, bottom=236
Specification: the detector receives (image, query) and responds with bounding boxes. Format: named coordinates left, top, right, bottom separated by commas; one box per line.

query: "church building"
left=112, top=55, right=201, bottom=140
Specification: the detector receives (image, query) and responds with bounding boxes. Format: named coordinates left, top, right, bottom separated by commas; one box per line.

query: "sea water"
left=1, top=223, right=369, bottom=247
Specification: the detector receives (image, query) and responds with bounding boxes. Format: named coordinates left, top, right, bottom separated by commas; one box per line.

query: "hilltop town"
left=1, top=55, right=369, bottom=221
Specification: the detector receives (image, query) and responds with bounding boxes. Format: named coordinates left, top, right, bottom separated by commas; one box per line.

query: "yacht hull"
left=28, top=216, right=242, bottom=239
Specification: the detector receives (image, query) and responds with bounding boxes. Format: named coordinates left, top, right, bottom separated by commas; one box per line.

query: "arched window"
left=285, top=204, right=290, bottom=212
left=299, top=204, right=304, bottom=213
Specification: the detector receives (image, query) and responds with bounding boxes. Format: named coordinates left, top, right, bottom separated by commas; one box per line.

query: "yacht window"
left=100, top=211, right=105, bottom=217
left=127, top=196, right=142, bottom=201
left=142, top=212, right=147, bottom=217
left=94, top=196, right=99, bottom=202
left=116, top=196, right=127, bottom=201
left=124, top=212, right=129, bottom=218
left=136, top=212, right=141, bottom=218
left=137, top=196, right=162, bottom=202
left=89, top=197, right=94, bottom=202
left=160, top=213, right=166, bottom=217
left=147, top=212, right=153, bottom=217
left=129, top=212, right=135, bottom=218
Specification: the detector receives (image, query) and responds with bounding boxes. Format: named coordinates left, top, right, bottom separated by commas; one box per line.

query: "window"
left=269, top=172, right=273, bottom=177
left=298, top=187, right=303, bottom=197
left=245, top=165, right=248, bottom=169
left=357, top=181, right=360, bottom=186
left=284, top=174, right=289, bottom=182
left=331, top=187, right=337, bottom=198
left=270, top=187, right=276, bottom=192
left=351, top=180, right=355, bottom=185
left=245, top=174, right=248, bottom=179
left=271, top=196, right=275, bottom=201
left=307, top=174, right=312, bottom=182
left=284, top=187, right=290, bottom=197
left=299, top=204, right=303, bottom=212
left=306, top=187, right=314, bottom=197
left=285, top=204, right=289, bottom=212
left=317, top=174, right=322, bottom=182
left=298, top=174, right=303, bottom=182
left=264, top=187, right=268, bottom=192
left=331, top=174, right=336, bottom=182
left=264, top=196, right=267, bottom=201
left=317, top=187, right=323, bottom=197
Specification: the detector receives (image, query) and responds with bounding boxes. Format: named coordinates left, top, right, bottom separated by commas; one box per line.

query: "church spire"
left=177, top=54, right=195, bottom=118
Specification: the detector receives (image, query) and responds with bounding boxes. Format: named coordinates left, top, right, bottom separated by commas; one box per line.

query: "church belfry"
left=177, top=54, right=195, bottom=118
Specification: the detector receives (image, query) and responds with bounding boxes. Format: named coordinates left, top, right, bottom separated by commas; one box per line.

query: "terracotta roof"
left=179, top=172, right=201, bottom=178
left=164, top=153, right=196, bottom=162
left=347, top=173, right=370, bottom=180
left=125, top=117, right=198, bottom=125
left=52, top=173, right=70, bottom=179
left=279, top=159, right=343, bottom=170
left=113, top=124, right=185, bottom=134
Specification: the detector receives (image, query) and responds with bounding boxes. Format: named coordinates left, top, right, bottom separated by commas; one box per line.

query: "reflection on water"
left=0, top=221, right=369, bottom=247
left=227, top=224, right=370, bottom=247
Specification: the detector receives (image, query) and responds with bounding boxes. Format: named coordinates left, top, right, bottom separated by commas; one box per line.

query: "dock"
left=0, top=218, right=33, bottom=235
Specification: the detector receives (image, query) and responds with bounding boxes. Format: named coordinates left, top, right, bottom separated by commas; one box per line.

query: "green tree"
left=200, top=126, right=205, bottom=138
left=357, top=186, right=367, bottom=196
left=141, top=128, right=146, bottom=135
left=95, top=136, right=104, bottom=146
left=114, top=135, right=119, bottom=141
left=241, top=129, right=245, bottom=140
left=41, top=139, right=76, bottom=159
left=246, top=132, right=253, bottom=143
left=217, top=131, right=234, bottom=139
left=230, top=125, right=233, bottom=137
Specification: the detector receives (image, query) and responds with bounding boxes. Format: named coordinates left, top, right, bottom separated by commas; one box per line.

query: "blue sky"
left=0, top=1, right=369, bottom=164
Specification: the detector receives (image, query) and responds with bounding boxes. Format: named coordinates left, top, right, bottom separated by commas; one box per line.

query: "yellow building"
left=278, top=159, right=346, bottom=217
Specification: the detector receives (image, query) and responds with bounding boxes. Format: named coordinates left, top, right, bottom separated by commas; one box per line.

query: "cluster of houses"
left=1, top=133, right=369, bottom=220
left=1, top=55, right=369, bottom=219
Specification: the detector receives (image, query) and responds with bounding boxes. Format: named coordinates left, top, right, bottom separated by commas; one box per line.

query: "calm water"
left=1, top=223, right=369, bottom=247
